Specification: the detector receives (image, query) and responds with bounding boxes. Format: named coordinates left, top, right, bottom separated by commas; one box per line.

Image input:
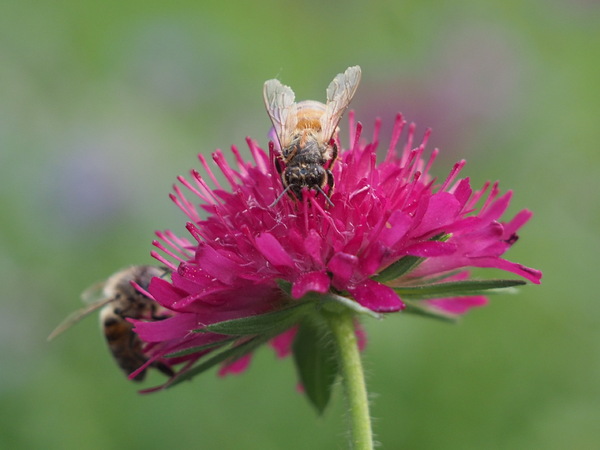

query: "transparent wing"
left=263, top=79, right=297, bottom=149
left=47, top=296, right=114, bottom=341
left=81, top=280, right=107, bottom=304
left=321, top=65, right=362, bottom=141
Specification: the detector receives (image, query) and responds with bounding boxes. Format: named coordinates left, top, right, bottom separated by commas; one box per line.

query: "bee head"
left=270, top=164, right=334, bottom=207
left=285, top=164, right=327, bottom=196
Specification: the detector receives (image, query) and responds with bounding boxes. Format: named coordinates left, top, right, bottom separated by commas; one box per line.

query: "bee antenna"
left=316, top=186, right=335, bottom=207
left=269, top=185, right=293, bottom=208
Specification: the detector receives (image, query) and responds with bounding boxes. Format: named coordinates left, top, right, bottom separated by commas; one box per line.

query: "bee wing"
left=47, top=296, right=114, bottom=341
left=263, top=79, right=298, bottom=149
left=321, top=65, right=362, bottom=141
left=81, top=280, right=108, bottom=304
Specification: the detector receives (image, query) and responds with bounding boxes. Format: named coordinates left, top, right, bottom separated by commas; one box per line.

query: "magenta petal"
left=328, top=252, right=359, bottom=286
left=133, top=313, right=198, bottom=342
left=292, top=271, right=330, bottom=298
left=442, top=254, right=542, bottom=284
left=412, top=252, right=542, bottom=285
left=195, top=244, right=239, bottom=284
left=504, top=209, right=532, bottom=237
left=148, top=277, right=188, bottom=309
left=479, top=191, right=512, bottom=223
left=360, top=243, right=386, bottom=276
left=177, top=263, right=219, bottom=287
left=348, top=279, right=404, bottom=312
left=304, top=230, right=324, bottom=265
left=379, top=210, right=412, bottom=247
left=170, top=268, right=228, bottom=302
left=413, top=192, right=461, bottom=235
left=487, top=258, right=542, bottom=284
left=218, top=353, right=252, bottom=376
left=403, top=241, right=457, bottom=257
left=453, top=178, right=472, bottom=208
left=255, top=232, right=296, bottom=268
left=270, top=327, right=298, bottom=358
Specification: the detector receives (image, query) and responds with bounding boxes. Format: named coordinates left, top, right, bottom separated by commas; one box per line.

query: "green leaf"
left=292, top=320, right=339, bottom=414
left=393, top=279, right=527, bottom=300
left=402, top=301, right=459, bottom=323
left=193, top=301, right=313, bottom=336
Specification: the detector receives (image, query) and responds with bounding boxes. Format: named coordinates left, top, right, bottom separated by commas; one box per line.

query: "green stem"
left=325, top=312, right=374, bottom=450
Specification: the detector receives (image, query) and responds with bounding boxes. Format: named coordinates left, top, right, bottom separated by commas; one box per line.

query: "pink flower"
left=131, top=112, right=541, bottom=388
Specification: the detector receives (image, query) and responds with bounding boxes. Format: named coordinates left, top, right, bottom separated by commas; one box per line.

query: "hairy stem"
left=325, top=312, right=374, bottom=450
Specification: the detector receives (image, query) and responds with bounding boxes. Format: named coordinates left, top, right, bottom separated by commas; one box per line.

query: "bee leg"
left=152, top=361, right=175, bottom=377
left=151, top=313, right=170, bottom=320
left=274, top=157, right=284, bottom=176
left=326, top=139, right=339, bottom=170
left=326, top=169, right=335, bottom=194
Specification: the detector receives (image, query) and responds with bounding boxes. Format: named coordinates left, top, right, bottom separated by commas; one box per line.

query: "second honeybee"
left=48, top=266, right=174, bottom=381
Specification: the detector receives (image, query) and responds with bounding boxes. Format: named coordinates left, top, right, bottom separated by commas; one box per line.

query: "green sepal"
left=163, top=297, right=320, bottom=389
left=164, top=336, right=239, bottom=358
left=373, top=233, right=450, bottom=283
left=292, top=319, right=339, bottom=414
left=192, top=301, right=313, bottom=335
left=393, top=279, right=526, bottom=300
left=321, top=293, right=383, bottom=320
left=164, top=334, right=273, bottom=389
left=276, top=279, right=294, bottom=296
left=401, top=301, right=459, bottom=323
left=373, top=255, right=424, bottom=283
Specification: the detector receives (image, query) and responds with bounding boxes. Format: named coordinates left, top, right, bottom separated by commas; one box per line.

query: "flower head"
left=132, top=112, right=541, bottom=389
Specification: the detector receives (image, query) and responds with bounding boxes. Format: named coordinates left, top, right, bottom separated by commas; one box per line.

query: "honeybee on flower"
left=263, top=65, right=361, bottom=205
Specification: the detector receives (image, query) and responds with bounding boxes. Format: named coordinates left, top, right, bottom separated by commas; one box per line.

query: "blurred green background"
left=2, top=0, right=598, bottom=448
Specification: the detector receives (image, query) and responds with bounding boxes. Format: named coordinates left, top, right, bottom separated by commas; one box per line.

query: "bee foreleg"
left=274, top=156, right=284, bottom=176
left=326, top=169, right=335, bottom=194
